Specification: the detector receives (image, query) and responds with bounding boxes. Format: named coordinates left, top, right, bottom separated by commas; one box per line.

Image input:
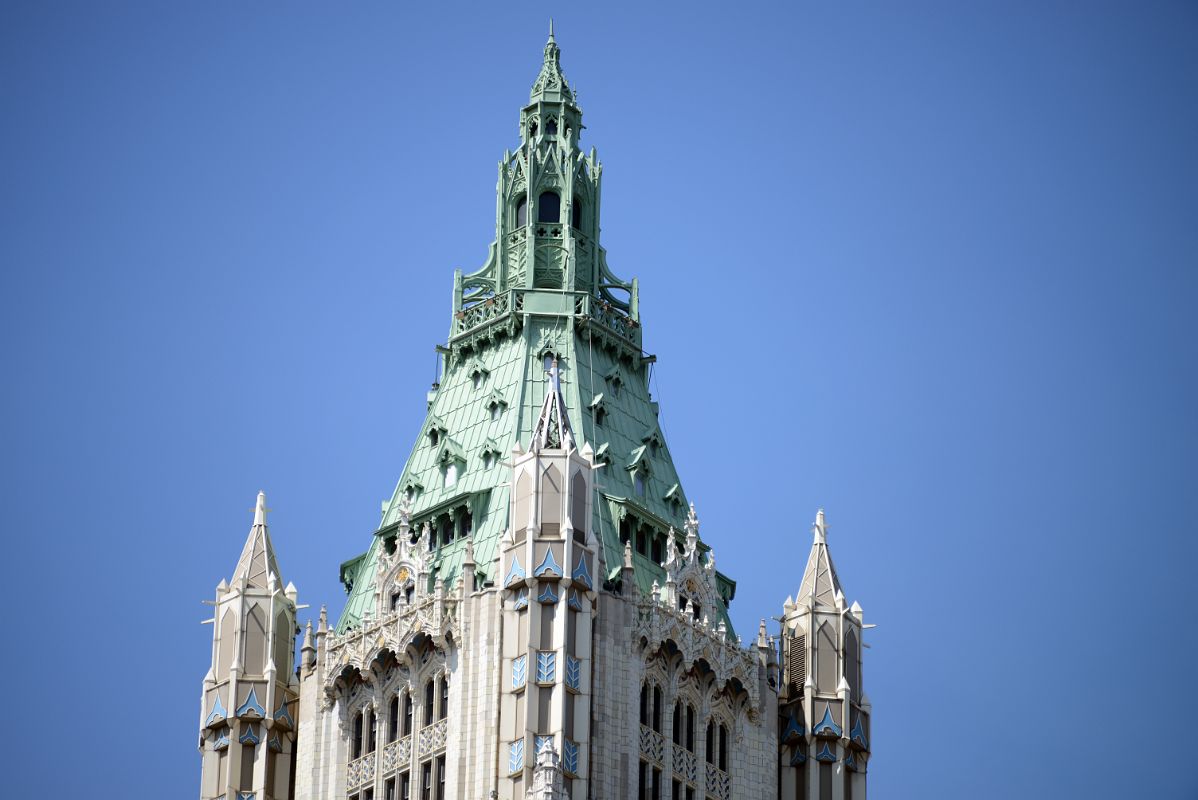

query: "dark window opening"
left=650, top=535, right=663, bottom=564
left=439, top=517, right=453, bottom=547
left=652, top=686, right=662, bottom=733
left=438, top=676, right=449, bottom=720
left=516, top=196, right=527, bottom=228
left=420, top=761, right=432, bottom=800
left=537, top=192, right=560, bottom=223
left=423, top=680, right=435, bottom=726
left=367, top=709, right=376, bottom=753
left=571, top=196, right=582, bottom=229
left=428, top=429, right=439, bottom=447
left=718, top=724, right=728, bottom=771
left=405, top=585, right=415, bottom=605
left=403, top=694, right=413, bottom=736
left=640, top=684, right=649, bottom=725
left=705, top=721, right=715, bottom=764
left=529, top=120, right=538, bottom=137
left=595, top=406, right=606, bottom=427
left=672, top=700, right=682, bottom=745
left=635, top=529, right=647, bottom=556
left=545, top=119, right=558, bottom=136
left=353, top=712, right=364, bottom=758
left=685, top=705, right=695, bottom=752
left=389, top=696, right=400, bottom=743
left=458, top=511, right=472, bottom=540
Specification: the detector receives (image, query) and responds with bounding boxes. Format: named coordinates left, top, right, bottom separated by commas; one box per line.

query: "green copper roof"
left=335, top=32, right=735, bottom=637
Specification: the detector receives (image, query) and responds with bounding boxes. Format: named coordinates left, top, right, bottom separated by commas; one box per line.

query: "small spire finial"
left=548, top=18, right=555, bottom=42
left=813, top=508, right=827, bottom=544
left=253, top=490, right=269, bottom=527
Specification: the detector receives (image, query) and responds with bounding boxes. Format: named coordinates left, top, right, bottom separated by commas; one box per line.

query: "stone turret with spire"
left=198, top=491, right=300, bottom=800
left=496, top=355, right=600, bottom=799
left=777, top=510, right=871, bottom=799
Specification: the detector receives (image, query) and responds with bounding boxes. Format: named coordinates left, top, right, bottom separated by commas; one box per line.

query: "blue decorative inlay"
left=237, top=793, right=256, bottom=800
left=812, top=705, right=842, bottom=738
left=534, top=547, right=562, bottom=578
left=816, top=742, right=837, bottom=763
left=563, top=738, right=579, bottom=774
left=535, top=735, right=553, bottom=755
left=512, top=655, right=528, bottom=689
left=565, top=655, right=581, bottom=692
left=789, top=745, right=806, bottom=766
left=537, top=584, right=558, bottom=604
left=205, top=695, right=228, bottom=726
left=239, top=723, right=261, bottom=745
left=213, top=729, right=230, bottom=750
left=274, top=700, right=294, bottom=728
left=268, top=733, right=282, bottom=752
left=567, top=590, right=583, bottom=611
left=782, top=711, right=804, bottom=742
left=505, top=556, right=526, bottom=587
left=845, top=750, right=857, bottom=771
left=512, top=590, right=529, bottom=610
left=536, top=651, right=556, bottom=684
left=235, top=687, right=266, bottom=718
left=571, top=555, right=592, bottom=588
left=508, top=739, right=525, bottom=773
left=850, top=714, right=869, bottom=750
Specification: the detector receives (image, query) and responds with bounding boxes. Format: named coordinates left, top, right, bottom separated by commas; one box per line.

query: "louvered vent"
left=786, top=633, right=807, bottom=697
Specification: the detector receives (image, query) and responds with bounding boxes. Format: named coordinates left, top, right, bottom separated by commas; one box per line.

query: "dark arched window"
left=352, top=711, right=364, bottom=758
left=537, top=191, right=560, bottom=223
left=545, top=118, right=558, bottom=136
left=571, top=196, right=582, bottom=229
left=403, top=693, right=413, bottom=736
left=438, top=675, right=449, bottom=720
left=515, top=196, right=527, bottom=227
left=652, top=686, right=663, bottom=733
left=388, top=695, right=400, bottom=743
left=424, top=679, right=435, bottom=726
left=640, top=683, right=649, bottom=725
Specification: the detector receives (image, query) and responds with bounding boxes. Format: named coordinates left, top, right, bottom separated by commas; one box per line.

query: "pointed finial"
left=623, top=538, right=634, bottom=570
left=253, top=490, right=269, bottom=526
left=812, top=508, right=827, bottom=544
left=548, top=18, right=555, bottom=42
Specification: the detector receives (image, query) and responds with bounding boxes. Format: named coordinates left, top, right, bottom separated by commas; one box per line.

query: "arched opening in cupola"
left=537, top=191, right=560, bottom=223
left=515, top=195, right=527, bottom=228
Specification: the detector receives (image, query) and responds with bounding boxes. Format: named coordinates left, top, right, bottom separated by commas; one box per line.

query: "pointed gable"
left=232, top=491, right=283, bottom=590
left=797, top=509, right=842, bottom=608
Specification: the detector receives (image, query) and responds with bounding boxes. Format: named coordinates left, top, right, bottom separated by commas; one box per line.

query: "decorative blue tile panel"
left=782, top=711, right=804, bottom=742
left=239, top=724, right=260, bottom=745
left=845, top=750, right=857, bottom=771
left=812, top=705, right=842, bottom=738
left=236, top=687, right=266, bottom=718
left=536, top=651, right=556, bottom=684
left=274, top=700, right=294, bottom=728
left=512, top=655, right=528, bottom=690
left=213, top=729, right=230, bottom=750
left=790, top=745, right=806, bottom=766
left=267, top=734, right=282, bottom=752
left=508, top=739, right=525, bottom=774
left=815, top=743, right=837, bottom=763
left=505, top=556, right=526, bottom=587
left=534, top=548, right=562, bottom=578
left=563, top=738, right=579, bottom=775
left=512, top=590, right=529, bottom=610
left=567, top=590, right=583, bottom=611
left=850, top=715, right=869, bottom=750
left=205, top=695, right=228, bottom=726
left=565, top=656, right=581, bottom=692
left=535, top=735, right=553, bottom=755
left=237, top=793, right=256, bottom=800
left=571, top=555, right=592, bottom=589
left=537, top=584, right=558, bottom=604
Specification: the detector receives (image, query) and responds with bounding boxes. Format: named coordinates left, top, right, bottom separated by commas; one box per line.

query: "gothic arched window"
left=538, top=191, right=560, bottom=223
left=545, top=118, right=558, bottom=136
left=515, top=195, right=528, bottom=228
left=438, top=675, right=449, bottom=720
left=571, top=196, right=583, bottom=229
left=423, top=679, right=435, bottom=726
left=388, top=695, right=400, bottom=743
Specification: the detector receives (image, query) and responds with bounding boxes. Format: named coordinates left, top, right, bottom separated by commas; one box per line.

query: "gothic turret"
left=497, top=357, right=599, bottom=799
left=778, top=510, right=870, bottom=799
left=198, top=492, right=299, bottom=800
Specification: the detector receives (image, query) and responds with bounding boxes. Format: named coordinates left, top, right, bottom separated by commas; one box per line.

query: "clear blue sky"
left=3, top=2, right=1196, bottom=797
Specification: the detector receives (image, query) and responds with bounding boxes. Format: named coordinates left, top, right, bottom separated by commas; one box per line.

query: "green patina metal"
left=336, top=32, right=735, bottom=635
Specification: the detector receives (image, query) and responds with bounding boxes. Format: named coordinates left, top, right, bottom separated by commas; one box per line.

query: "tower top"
left=531, top=358, right=575, bottom=452
left=232, top=490, right=283, bottom=589
left=798, top=508, right=842, bottom=607
left=530, top=24, right=574, bottom=105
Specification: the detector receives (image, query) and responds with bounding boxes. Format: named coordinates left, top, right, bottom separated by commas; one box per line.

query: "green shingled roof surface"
left=335, top=311, right=736, bottom=636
